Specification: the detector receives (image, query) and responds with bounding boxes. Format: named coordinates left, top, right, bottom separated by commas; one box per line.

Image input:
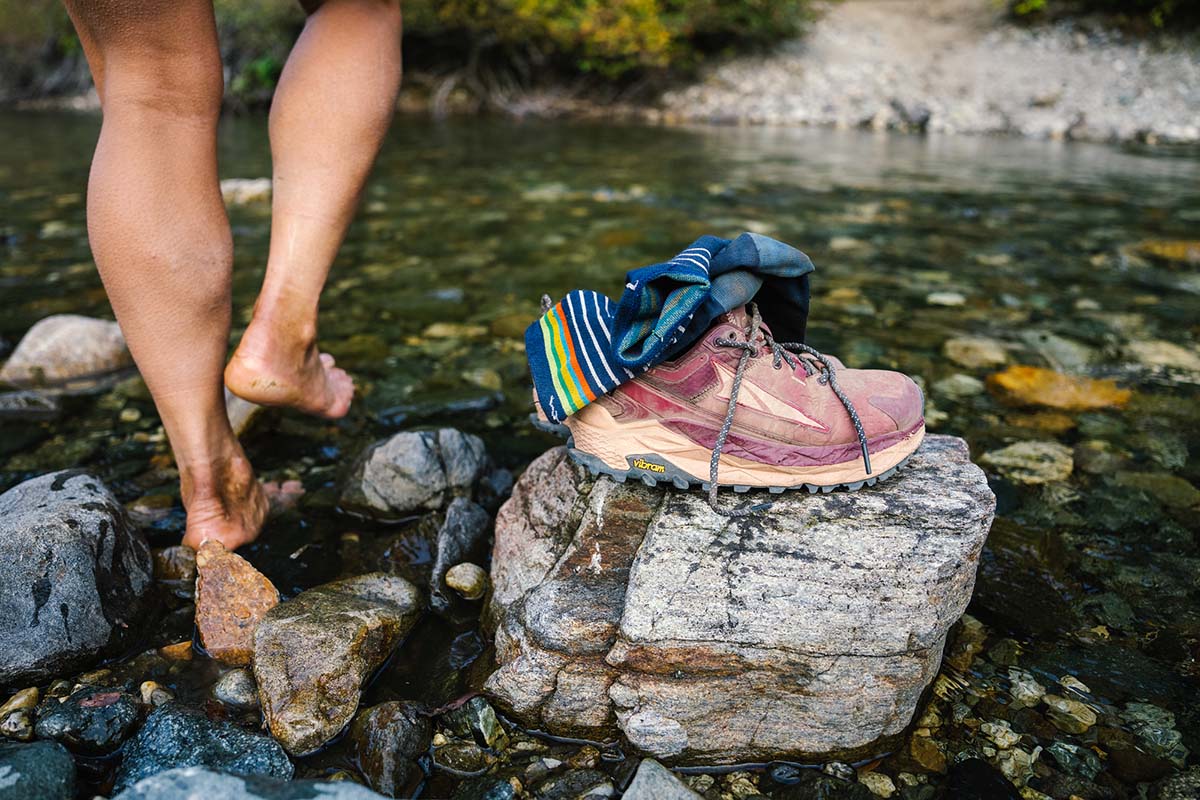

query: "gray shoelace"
left=708, top=303, right=872, bottom=517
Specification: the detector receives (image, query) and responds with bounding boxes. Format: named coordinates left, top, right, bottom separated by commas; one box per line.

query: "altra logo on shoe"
left=711, top=360, right=827, bottom=430
left=631, top=458, right=666, bottom=473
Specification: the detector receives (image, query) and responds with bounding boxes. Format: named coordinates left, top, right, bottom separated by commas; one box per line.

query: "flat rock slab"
left=485, top=435, right=995, bottom=765
left=195, top=541, right=280, bottom=665
left=253, top=573, right=423, bottom=755
left=0, top=470, right=152, bottom=684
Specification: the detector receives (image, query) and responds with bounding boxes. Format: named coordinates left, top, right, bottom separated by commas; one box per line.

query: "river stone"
left=431, top=498, right=492, bottom=612
left=350, top=701, right=432, bottom=797
left=195, top=541, right=280, bottom=665
left=253, top=573, right=423, bottom=755
left=0, top=470, right=152, bottom=684
left=111, top=767, right=387, bottom=800
left=113, top=705, right=293, bottom=792
left=484, top=436, right=994, bottom=765
left=979, top=441, right=1073, bottom=485
left=0, top=315, right=132, bottom=391
left=341, top=428, right=489, bottom=517
left=623, top=759, right=702, bottom=800
left=943, top=337, right=1008, bottom=370
left=211, top=668, right=260, bottom=710
left=0, top=740, right=75, bottom=800
left=34, top=686, right=140, bottom=755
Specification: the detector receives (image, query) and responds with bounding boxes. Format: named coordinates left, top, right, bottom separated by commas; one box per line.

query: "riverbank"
left=656, top=0, right=1200, bottom=144
left=11, top=0, right=1200, bottom=145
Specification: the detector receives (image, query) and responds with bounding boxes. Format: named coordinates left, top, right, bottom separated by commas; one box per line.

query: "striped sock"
left=525, top=289, right=631, bottom=423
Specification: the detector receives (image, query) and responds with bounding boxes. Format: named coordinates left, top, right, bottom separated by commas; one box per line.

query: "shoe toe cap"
left=867, top=374, right=924, bottom=433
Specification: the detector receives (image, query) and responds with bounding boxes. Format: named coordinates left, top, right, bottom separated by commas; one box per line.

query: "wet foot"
left=180, top=448, right=305, bottom=551
left=224, top=319, right=354, bottom=419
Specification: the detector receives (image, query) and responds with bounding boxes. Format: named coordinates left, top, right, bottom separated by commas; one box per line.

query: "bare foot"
left=225, top=320, right=354, bottom=419
left=181, top=449, right=270, bottom=551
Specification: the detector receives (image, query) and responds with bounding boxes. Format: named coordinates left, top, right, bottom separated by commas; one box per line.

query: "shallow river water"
left=1, top=112, right=1199, bottom=798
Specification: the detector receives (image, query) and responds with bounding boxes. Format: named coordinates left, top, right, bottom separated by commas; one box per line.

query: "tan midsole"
left=564, top=403, right=925, bottom=487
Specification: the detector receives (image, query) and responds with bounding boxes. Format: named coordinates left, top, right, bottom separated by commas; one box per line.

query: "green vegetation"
left=1010, top=0, right=1200, bottom=29
left=0, top=0, right=809, bottom=105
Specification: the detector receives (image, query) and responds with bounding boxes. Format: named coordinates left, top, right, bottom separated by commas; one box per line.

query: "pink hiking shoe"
left=563, top=305, right=925, bottom=505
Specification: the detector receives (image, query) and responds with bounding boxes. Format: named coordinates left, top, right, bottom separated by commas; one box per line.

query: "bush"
left=1009, top=0, right=1200, bottom=29
left=0, top=0, right=809, bottom=103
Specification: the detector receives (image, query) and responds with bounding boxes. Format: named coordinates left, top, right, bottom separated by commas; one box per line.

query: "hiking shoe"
left=563, top=305, right=925, bottom=495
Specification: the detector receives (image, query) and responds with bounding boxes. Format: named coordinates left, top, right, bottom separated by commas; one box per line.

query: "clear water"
left=1, top=111, right=1198, bottom=796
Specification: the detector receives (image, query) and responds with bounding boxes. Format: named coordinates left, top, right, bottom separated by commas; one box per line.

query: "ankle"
left=239, top=304, right=319, bottom=360
left=179, top=444, right=255, bottom=507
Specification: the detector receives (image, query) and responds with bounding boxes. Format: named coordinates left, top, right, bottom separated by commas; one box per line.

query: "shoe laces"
left=709, top=303, right=872, bottom=517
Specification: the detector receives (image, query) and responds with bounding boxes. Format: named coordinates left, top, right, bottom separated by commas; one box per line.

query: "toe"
left=320, top=353, right=336, bottom=368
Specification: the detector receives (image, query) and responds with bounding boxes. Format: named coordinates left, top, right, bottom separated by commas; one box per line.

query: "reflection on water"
left=1, top=111, right=1198, bottom=795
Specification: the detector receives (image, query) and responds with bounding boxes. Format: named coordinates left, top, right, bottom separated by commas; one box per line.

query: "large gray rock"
left=253, top=574, right=423, bottom=756
left=113, top=705, right=293, bottom=792
left=0, top=315, right=132, bottom=392
left=484, top=436, right=994, bottom=765
left=0, top=470, right=153, bottom=684
left=111, top=767, right=386, bottom=800
left=341, top=428, right=489, bottom=517
left=0, top=740, right=75, bottom=800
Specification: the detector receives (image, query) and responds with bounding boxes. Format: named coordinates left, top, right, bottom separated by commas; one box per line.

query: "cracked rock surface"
left=484, top=435, right=995, bottom=764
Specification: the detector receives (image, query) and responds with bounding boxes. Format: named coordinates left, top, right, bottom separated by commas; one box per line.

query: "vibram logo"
left=632, top=458, right=666, bottom=473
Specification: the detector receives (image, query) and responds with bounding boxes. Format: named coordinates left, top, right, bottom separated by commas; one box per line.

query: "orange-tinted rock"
left=195, top=541, right=279, bottom=666
left=159, top=641, right=193, bottom=661
left=987, top=365, right=1131, bottom=411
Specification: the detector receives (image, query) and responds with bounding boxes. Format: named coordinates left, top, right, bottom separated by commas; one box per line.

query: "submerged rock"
left=0, top=315, right=132, bottom=391
left=350, top=701, right=432, bottom=797
left=943, top=337, right=1008, bottom=370
left=211, top=669, right=260, bottom=710
left=986, top=365, right=1131, bottom=411
left=253, top=573, right=423, bottom=755
left=195, top=541, right=280, bottom=666
left=485, top=436, right=995, bottom=764
left=0, top=470, right=153, bottom=684
left=0, top=740, right=75, bottom=800
left=623, top=759, right=702, bottom=800
left=342, top=428, right=490, bottom=518
left=34, top=686, right=140, bottom=755
left=444, top=696, right=509, bottom=751
left=111, top=767, right=386, bottom=800
left=431, top=498, right=492, bottom=612
left=113, top=705, right=292, bottom=793
left=979, top=441, right=1073, bottom=485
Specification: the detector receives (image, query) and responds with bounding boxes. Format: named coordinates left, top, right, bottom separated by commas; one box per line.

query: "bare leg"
left=225, top=0, right=402, bottom=417
left=62, top=0, right=287, bottom=550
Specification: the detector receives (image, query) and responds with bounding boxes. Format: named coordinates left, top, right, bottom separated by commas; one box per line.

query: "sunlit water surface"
left=1, top=112, right=1198, bottom=796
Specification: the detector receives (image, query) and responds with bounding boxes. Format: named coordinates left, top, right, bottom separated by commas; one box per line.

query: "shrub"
left=1009, top=0, right=1200, bottom=29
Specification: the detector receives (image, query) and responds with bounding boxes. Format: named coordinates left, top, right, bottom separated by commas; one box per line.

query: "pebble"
left=926, top=291, right=966, bottom=307
left=211, top=669, right=259, bottom=710
left=623, top=759, right=702, bottom=800
left=1043, top=694, right=1097, bottom=734
left=1006, top=669, right=1046, bottom=710
left=138, top=682, right=174, bottom=707
left=857, top=772, right=896, bottom=798
left=0, top=709, right=33, bottom=741
left=1124, top=340, right=1200, bottom=372
left=351, top=701, right=432, bottom=797
left=0, top=688, right=38, bottom=716
left=445, top=696, right=509, bottom=751
left=159, top=641, right=193, bottom=661
left=933, top=374, right=985, bottom=400
left=981, top=720, right=1021, bottom=750
left=980, top=441, right=1073, bottom=485
left=908, top=734, right=947, bottom=774
left=943, top=337, right=1008, bottom=369
left=445, top=563, right=488, bottom=600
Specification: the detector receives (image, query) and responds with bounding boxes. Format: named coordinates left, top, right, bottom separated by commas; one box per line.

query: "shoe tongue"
left=719, top=305, right=774, bottom=339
